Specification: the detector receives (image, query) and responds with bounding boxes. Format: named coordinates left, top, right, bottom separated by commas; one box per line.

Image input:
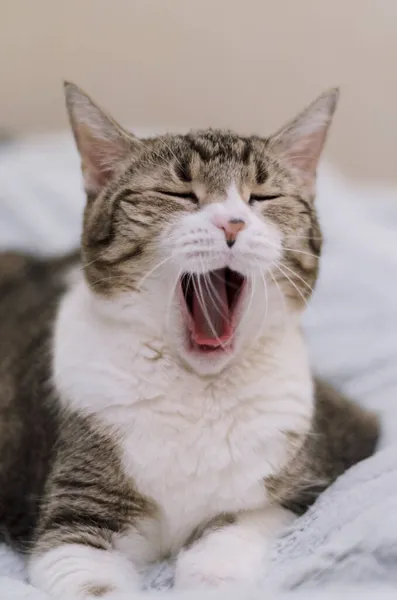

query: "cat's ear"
left=64, top=82, right=138, bottom=196
left=268, top=88, right=339, bottom=185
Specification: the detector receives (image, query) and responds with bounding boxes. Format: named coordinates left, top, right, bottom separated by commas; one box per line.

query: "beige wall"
left=1, top=0, right=397, bottom=183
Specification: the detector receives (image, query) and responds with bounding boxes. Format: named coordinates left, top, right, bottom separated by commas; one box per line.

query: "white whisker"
left=235, top=270, right=256, bottom=336
left=252, top=261, right=271, bottom=342
left=278, top=262, right=314, bottom=294
left=89, top=274, right=130, bottom=288
left=282, top=247, right=319, bottom=259
left=165, top=267, right=183, bottom=332
left=193, top=274, right=226, bottom=349
left=268, top=266, right=288, bottom=340
left=158, top=138, right=189, bottom=180
left=262, top=238, right=319, bottom=260
left=284, top=233, right=322, bottom=241
left=133, top=137, right=172, bottom=170
left=200, top=263, right=229, bottom=323
left=79, top=257, right=101, bottom=272
left=136, top=255, right=174, bottom=290
left=275, top=263, right=309, bottom=308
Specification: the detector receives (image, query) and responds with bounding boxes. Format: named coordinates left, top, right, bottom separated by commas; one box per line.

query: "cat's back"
left=0, top=251, right=78, bottom=336
left=0, top=250, right=78, bottom=546
left=0, top=251, right=72, bottom=392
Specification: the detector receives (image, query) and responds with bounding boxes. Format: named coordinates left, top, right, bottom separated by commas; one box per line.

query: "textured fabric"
left=267, top=446, right=397, bottom=589
left=0, top=133, right=397, bottom=598
left=0, top=577, right=396, bottom=600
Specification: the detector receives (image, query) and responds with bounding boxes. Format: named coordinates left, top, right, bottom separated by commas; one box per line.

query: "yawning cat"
left=0, top=84, right=378, bottom=599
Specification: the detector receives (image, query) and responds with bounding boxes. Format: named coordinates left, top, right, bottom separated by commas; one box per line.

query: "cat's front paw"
left=174, top=535, right=265, bottom=589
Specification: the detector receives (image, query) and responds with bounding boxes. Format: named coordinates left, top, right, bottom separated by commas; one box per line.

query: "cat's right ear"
left=64, top=82, right=139, bottom=196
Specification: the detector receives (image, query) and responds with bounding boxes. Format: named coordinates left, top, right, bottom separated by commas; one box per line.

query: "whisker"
left=267, top=266, right=288, bottom=340
left=198, top=257, right=230, bottom=325
left=278, top=262, right=314, bottom=294
left=86, top=254, right=176, bottom=292
left=278, top=152, right=320, bottom=163
left=274, top=264, right=309, bottom=308
left=136, top=255, right=174, bottom=290
left=255, top=262, right=271, bottom=340
left=158, top=138, right=189, bottom=181
left=89, top=274, right=130, bottom=288
left=195, top=273, right=222, bottom=346
left=261, top=237, right=319, bottom=260
left=235, top=270, right=256, bottom=337
left=165, top=267, right=183, bottom=332
left=261, top=269, right=269, bottom=331
left=200, top=261, right=229, bottom=323
left=283, top=233, right=323, bottom=241
left=282, top=247, right=319, bottom=259
left=203, top=276, right=228, bottom=322
left=133, top=135, right=188, bottom=179
left=193, top=274, right=226, bottom=349
left=79, top=257, right=103, bottom=272
left=133, top=137, right=171, bottom=170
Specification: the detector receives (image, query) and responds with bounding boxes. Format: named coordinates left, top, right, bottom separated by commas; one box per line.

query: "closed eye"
left=156, top=190, right=199, bottom=204
left=249, top=194, right=281, bottom=204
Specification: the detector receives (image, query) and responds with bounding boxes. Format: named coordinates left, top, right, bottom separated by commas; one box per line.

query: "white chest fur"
left=53, top=281, right=313, bottom=552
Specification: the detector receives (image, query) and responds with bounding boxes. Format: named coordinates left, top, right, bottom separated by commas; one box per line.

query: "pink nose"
left=214, top=218, right=246, bottom=248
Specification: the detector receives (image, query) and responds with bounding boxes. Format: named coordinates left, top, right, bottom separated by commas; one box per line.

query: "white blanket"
left=1, top=133, right=397, bottom=598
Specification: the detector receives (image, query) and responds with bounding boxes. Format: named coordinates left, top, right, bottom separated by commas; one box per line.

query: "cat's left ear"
left=64, top=82, right=139, bottom=196
left=268, top=88, right=339, bottom=187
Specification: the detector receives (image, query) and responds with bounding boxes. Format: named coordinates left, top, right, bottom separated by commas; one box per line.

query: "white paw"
left=29, top=543, right=140, bottom=600
left=174, top=532, right=265, bottom=589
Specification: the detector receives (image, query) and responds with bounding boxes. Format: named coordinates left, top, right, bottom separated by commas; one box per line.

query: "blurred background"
left=1, top=0, right=397, bottom=183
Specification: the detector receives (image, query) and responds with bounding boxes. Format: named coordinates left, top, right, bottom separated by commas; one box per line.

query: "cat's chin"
left=179, top=343, right=237, bottom=376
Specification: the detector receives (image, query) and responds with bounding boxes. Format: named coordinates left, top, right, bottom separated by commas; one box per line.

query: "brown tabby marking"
left=266, top=381, right=379, bottom=514
left=0, top=253, right=154, bottom=552
left=184, top=513, right=236, bottom=550
left=84, top=584, right=115, bottom=597
left=79, top=129, right=320, bottom=304
left=34, top=412, right=155, bottom=555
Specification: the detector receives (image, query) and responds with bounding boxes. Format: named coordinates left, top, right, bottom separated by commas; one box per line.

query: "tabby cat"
left=0, top=84, right=378, bottom=599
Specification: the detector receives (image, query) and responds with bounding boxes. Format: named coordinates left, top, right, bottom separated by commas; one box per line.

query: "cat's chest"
left=107, top=380, right=293, bottom=548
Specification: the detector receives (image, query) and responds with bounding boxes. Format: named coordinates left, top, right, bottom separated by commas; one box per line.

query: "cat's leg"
left=26, top=413, right=158, bottom=599
left=27, top=467, right=157, bottom=598
left=28, top=517, right=159, bottom=600
left=174, top=505, right=295, bottom=589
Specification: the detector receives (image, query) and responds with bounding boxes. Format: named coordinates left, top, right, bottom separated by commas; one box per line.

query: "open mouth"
left=179, top=268, right=246, bottom=353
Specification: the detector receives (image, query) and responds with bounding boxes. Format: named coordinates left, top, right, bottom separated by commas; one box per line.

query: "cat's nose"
left=214, top=217, right=246, bottom=248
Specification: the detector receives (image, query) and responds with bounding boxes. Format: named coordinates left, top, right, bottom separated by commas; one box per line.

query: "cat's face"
left=65, top=84, right=338, bottom=375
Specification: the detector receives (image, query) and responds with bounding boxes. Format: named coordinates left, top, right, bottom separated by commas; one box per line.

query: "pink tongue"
left=192, top=269, right=232, bottom=346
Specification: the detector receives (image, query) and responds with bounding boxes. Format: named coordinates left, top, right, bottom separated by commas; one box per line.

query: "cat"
left=0, top=83, right=379, bottom=599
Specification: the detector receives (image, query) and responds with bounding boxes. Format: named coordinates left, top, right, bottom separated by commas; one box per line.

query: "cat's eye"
left=157, top=190, right=199, bottom=204
left=249, top=194, right=280, bottom=205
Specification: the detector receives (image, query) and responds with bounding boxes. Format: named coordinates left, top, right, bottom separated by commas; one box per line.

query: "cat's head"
left=65, top=83, right=338, bottom=375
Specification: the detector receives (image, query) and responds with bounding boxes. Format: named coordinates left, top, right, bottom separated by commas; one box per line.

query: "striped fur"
left=80, top=128, right=322, bottom=302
